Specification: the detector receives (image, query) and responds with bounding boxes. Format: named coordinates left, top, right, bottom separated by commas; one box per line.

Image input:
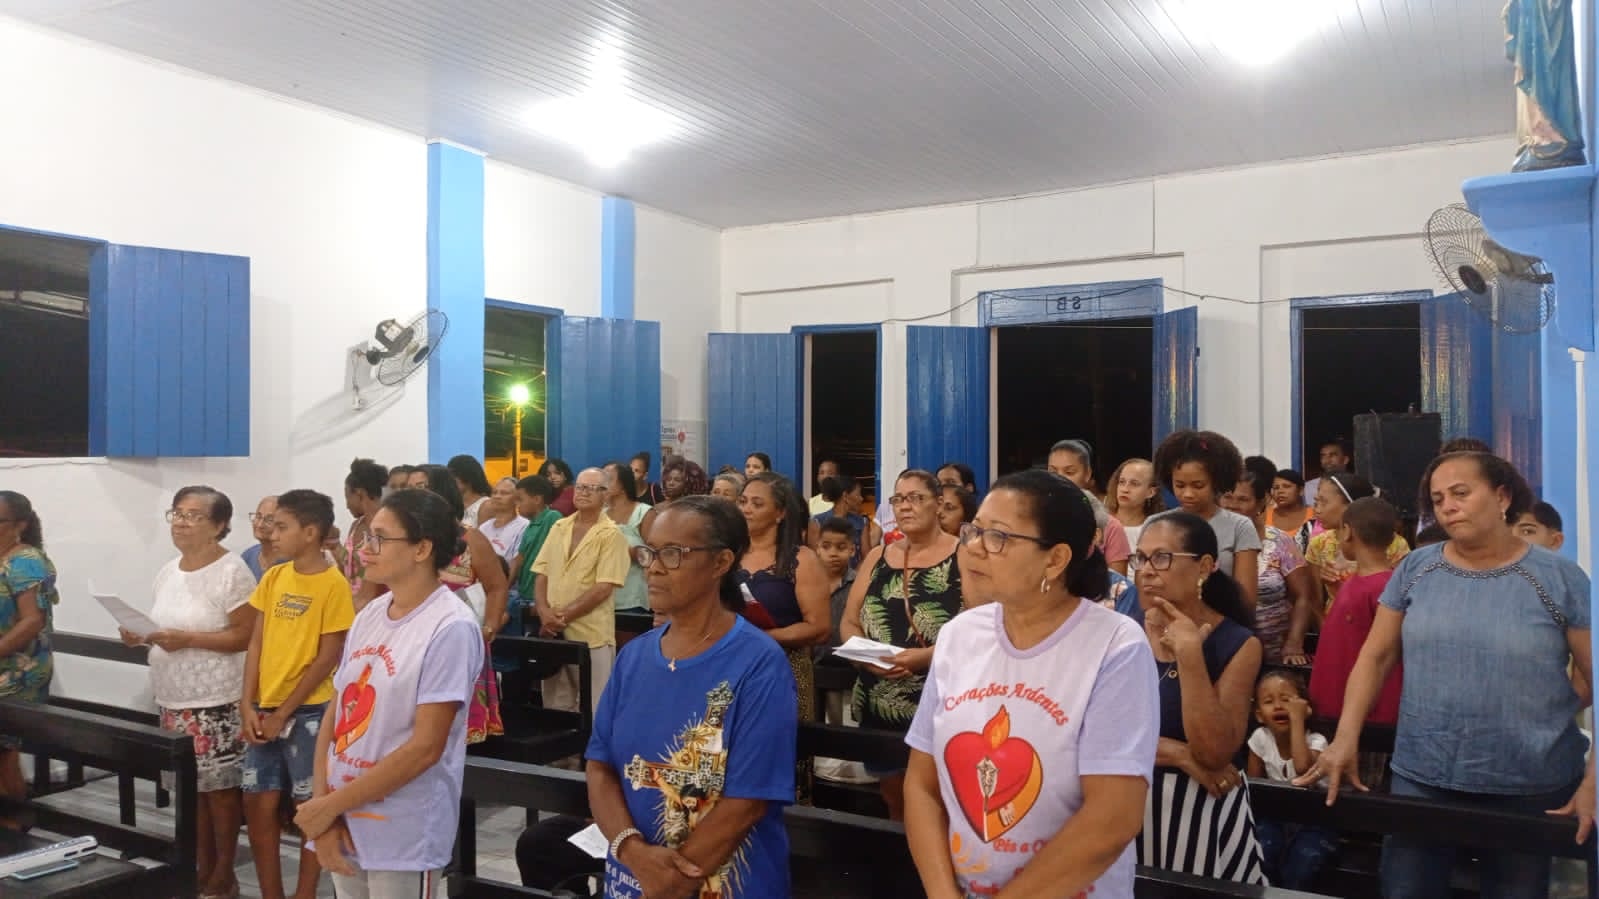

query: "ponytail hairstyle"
left=0, top=491, right=43, bottom=549
left=1417, top=450, right=1533, bottom=526
left=989, top=470, right=1110, bottom=600
left=346, top=457, right=388, bottom=500
left=415, top=464, right=467, bottom=522
left=667, top=495, right=751, bottom=614
left=603, top=461, right=638, bottom=500
left=742, top=472, right=807, bottom=579
left=381, top=488, right=466, bottom=570
left=1146, top=511, right=1254, bottom=629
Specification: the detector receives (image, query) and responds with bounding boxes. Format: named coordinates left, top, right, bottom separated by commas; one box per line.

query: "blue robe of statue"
left=1506, top=0, right=1586, bottom=171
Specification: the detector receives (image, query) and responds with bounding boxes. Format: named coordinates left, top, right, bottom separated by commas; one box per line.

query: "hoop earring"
left=1040, top=575, right=1050, bottom=594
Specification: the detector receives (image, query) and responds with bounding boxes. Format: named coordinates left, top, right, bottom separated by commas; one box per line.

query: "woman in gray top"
left=1149, top=430, right=1263, bottom=611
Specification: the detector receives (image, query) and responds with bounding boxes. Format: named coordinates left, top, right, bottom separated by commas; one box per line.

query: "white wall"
left=0, top=18, right=431, bottom=707
left=636, top=207, right=720, bottom=424
left=484, top=160, right=602, bottom=315
left=722, top=138, right=1514, bottom=486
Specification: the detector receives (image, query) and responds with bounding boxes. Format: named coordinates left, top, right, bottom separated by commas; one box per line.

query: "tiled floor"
left=30, top=775, right=529, bottom=899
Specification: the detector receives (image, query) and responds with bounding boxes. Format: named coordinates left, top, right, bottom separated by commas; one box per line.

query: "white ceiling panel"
left=1, top=0, right=1515, bottom=227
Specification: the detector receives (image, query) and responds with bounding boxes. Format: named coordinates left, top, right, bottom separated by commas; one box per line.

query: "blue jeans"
left=1380, top=771, right=1578, bottom=899
left=1256, top=818, right=1338, bottom=890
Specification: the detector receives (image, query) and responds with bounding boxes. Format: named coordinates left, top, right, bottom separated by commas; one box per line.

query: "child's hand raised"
left=1287, top=696, right=1311, bottom=722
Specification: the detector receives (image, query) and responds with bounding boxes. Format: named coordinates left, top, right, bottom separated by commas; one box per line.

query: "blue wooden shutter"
left=1152, top=306, right=1198, bottom=443
left=906, top=326, right=990, bottom=492
left=1493, top=328, right=1542, bottom=495
left=88, top=244, right=249, bottom=457
left=707, top=333, right=801, bottom=479
left=552, top=316, right=660, bottom=468
left=1419, top=293, right=1493, bottom=445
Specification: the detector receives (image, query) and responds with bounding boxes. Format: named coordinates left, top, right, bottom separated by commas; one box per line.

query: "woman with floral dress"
left=415, top=465, right=509, bottom=743
left=840, top=470, right=963, bottom=820
left=0, top=491, right=56, bottom=814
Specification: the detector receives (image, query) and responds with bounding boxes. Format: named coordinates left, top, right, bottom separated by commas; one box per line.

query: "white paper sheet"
left=93, top=593, right=159, bottom=639
left=831, top=636, right=901, bottom=670
left=567, top=822, right=609, bottom=860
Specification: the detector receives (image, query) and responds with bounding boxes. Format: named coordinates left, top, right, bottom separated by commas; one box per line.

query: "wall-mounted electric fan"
left=1424, top=203, right=1554, bottom=334
left=347, top=309, right=449, bottom=410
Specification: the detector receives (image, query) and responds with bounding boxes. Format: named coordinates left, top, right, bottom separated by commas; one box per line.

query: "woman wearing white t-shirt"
left=122, top=486, right=256, bottom=899
left=905, top=470, right=1158, bottom=899
left=475, top=477, right=528, bottom=563
left=296, top=488, right=483, bottom=898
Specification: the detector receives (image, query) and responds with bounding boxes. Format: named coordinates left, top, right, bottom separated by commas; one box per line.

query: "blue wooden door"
left=553, top=316, right=660, bottom=469
left=906, top=326, right=990, bottom=492
left=707, top=333, right=802, bottom=479
left=1419, top=293, right=1493, bottom=445
left=1152, top=306, right=1198, bottom=443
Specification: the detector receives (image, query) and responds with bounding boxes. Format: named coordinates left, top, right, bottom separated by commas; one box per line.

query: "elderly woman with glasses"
left=839, top=469, right=963, bottom=820
left=586, top=496, right=797, bottom=899
left=121, top=487, right=256, bottom=899
left=904, top=470, right=1156, bottom=899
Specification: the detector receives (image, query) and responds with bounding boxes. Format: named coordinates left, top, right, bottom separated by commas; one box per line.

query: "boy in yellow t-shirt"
left=240, top=489, right=353, bottom=899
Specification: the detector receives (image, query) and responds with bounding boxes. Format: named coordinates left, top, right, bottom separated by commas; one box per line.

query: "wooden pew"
left=453, top=758, right=1335, bottom=898
left=476, top=635, right=593, bottom=766
left=0, top=699, right=198, bottom=898
left=40, top=631, right=168, bottom=827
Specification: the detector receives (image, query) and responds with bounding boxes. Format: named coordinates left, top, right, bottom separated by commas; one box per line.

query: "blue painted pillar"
left=600, top=196, right=636, bottom=320
left=426, top=141, right=486, bottom=464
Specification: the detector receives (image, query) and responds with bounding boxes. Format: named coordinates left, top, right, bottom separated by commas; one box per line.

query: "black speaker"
left=1353, top=413, right=1441, bottom=517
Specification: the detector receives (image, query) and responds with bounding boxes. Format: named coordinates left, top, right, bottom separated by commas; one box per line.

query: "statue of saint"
left=1506, top=0, right=1586, bottom=171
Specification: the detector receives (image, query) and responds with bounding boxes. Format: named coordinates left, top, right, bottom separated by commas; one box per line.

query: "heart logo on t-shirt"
left=943, top=706, right=1044, bottom=842
left=334, top=664, right=377, bottom=755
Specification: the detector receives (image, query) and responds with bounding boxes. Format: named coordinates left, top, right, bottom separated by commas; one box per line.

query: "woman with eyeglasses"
left=295, top=488, right=484, bottom=897
left=904, top=471, right=1156, bottom=899
left=587, top=496, right=797, bottom=899
left=118, top=487, right=255, bottom=899
left=414, top=464, right=509, bottom=744
left=0, top=491, right=56, bottom=823
left=1134, top=511, right=1266, bottom=884
left=840, top=469, right=963, bottom=820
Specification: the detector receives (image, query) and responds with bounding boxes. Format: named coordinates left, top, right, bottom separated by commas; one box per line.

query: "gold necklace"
left=666, top=620, right=720, bottom=672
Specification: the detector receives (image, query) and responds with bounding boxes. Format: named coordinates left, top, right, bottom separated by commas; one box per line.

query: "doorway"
left=995, top=321, right=1154, bottom=485
left=805, top=329, right=879, bottom=500
left=1297, top=303, right=1422, bottom=475
left=483, top=302, right=551, bottom=482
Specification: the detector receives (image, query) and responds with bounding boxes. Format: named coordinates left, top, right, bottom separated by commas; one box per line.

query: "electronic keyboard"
left=0, top=836, right=98, bottom=878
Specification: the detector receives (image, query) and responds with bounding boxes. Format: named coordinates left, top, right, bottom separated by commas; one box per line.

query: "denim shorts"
left=241, top=703, right=326, bottom=801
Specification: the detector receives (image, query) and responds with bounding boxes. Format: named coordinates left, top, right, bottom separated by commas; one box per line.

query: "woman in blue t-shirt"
left=587, top=495, right=798, bottom=899
left=1301, top=451, right=1595, bottom=899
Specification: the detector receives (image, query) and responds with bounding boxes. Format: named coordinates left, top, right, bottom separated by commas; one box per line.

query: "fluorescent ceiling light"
left=1170, top=0, right=1345, bottom=66
left=526, top=37, right=678, bottom=168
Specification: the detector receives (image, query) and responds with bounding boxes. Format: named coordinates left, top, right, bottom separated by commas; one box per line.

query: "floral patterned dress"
left=852, top=545, right=962, bottom=732
left=0, top=546, right=56, bottom=705
left=442, top=542, right=503, bottom=743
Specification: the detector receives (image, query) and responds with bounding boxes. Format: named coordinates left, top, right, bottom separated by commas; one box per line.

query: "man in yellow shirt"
left=240, top=489, right=353, bottom=899
left=533, top=467, right=630, bottom=715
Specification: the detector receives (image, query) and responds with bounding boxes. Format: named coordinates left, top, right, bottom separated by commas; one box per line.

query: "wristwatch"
left=609, top=826, right=643, bottom=859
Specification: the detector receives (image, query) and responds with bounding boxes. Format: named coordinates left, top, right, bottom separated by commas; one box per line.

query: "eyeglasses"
left=248, top=513, right=273, bottom=524
left=360, top=532, right=416, bottom=551
left=889, top=492, right=932, bottom=507
left=1128, top=550, right=1202, bottom=571
left=631, top=544, right=724, bottom=570
left=958, top=523, right=1050, bottom=555
left=573, top=484, right=609, bottom=494
left=165, top=510, right=210, bottom=524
